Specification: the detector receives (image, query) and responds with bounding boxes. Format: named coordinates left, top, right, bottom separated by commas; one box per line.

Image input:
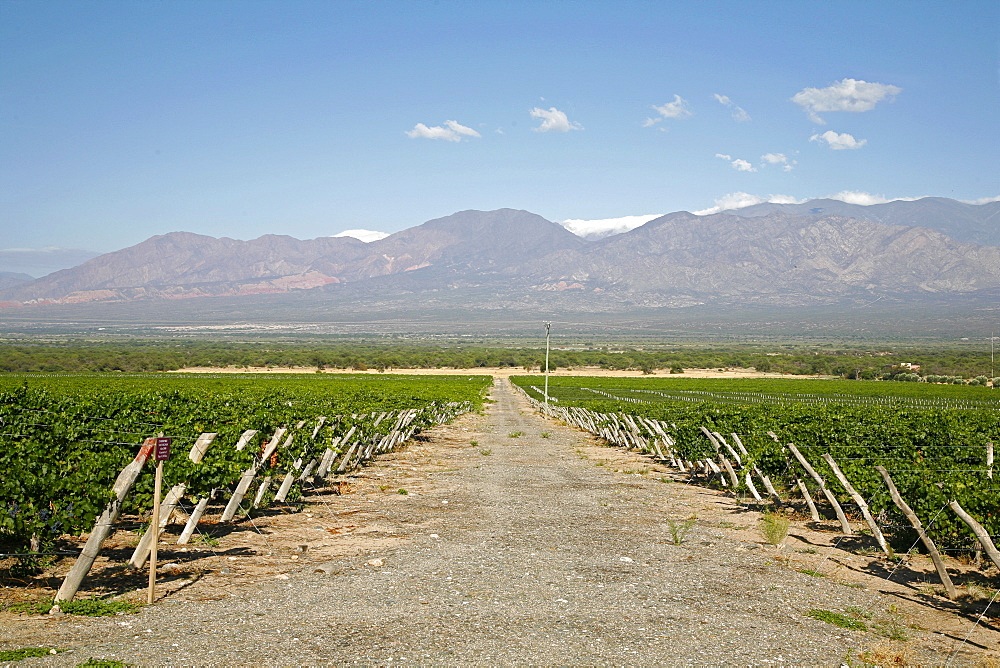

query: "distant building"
left=883, top=362, right=920, bottom=372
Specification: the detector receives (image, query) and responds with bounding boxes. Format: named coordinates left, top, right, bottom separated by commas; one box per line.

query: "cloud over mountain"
left=332, top=229, right=391, bottom=243
left=560, top=214, right=663, bottom=240
left=694, top=193, right=803, bottom=215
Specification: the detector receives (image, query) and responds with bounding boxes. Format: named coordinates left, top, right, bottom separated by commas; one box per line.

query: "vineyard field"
left=512, top=375, right=1000, bottom=558
left=0, top=373, right=492, bottom=558
left=514, top=375, right=1000, bottom=409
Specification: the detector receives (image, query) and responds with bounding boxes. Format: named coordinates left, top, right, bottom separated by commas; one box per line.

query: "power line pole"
left=544, top=321, right=551, bottom=409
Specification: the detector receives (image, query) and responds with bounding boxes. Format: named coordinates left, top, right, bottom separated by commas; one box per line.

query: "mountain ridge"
left=2, top=199, right=999, bottom=313
left=721, top=196, right=1000, bottom=246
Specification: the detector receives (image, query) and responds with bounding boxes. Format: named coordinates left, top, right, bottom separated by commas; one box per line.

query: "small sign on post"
left=148, top=436, right=171, bottom=604
left=155, top=437, right=171, bottom=461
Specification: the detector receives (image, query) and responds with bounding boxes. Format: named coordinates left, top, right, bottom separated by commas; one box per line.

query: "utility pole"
left=544, top=322, right=551, bottom=408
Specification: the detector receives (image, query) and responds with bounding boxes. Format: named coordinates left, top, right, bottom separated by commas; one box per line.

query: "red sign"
left=155, top=437, right=171, bottom=461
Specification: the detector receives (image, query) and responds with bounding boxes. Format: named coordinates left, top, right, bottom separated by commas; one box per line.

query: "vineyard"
left=0, top=372, right=491, bottom=601
left=512, top=375, right=1000, bottom=597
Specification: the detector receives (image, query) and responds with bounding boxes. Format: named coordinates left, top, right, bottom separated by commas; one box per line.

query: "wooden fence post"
left=730, top=433, right=782, bottom=506
left=875, top=466, right=956, bottom=599
left=54, top=439, right=155, bottom=605
left=129, top=483, right=186, bottom=569
left=719, top=456, right=740, bottom=488
left=822, top=453, right=889, bottom=555
left=221, top=427, right=286, bottom=522
left=787, top=443, right=853, bottom=534
left=796, top=480, right=821, bottom=521
left=948, top=500, right=1000, bottom=571
left=174, top=433, right=219, bottom=545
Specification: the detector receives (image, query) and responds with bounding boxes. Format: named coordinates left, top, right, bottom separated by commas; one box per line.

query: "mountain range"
left=2, top=198, right=999, bottom=314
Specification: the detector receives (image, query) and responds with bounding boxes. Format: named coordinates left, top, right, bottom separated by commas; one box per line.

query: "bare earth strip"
left=168, top=365, right=806, bottom=379
left=3, top=378, right=998, bottom=665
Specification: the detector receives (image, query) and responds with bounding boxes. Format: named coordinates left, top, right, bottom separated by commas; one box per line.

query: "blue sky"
left=1, top=0, right=998, bottom=275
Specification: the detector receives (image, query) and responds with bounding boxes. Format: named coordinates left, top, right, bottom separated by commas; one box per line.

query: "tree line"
left=0, top=340, right=995, bottom=381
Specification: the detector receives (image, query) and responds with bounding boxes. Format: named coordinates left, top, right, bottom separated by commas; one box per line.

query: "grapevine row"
left=513, top=377, right=1000, bottom=598
left=0, top=374, right=491, bottom=599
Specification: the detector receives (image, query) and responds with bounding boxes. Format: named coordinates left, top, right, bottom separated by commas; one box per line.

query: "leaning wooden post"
left=796, top=480, right=821, bottom=521
left=176, top=432, right=219, bottom=545
left=53, top=439, right=156, bottom=606
left=253, top=476, right=273, bottom=508
left=221, top=427, right=286, bottom=522
left=787, top=443, right=853, bottom=534
left=822, top=453, right=890, bottom=555
left=719, top=433, right=763, bottom=501
left=731, top=433, right=781, bottom=506
left=274, top=459, right=303, bottom=503
left=742, top=471, right=764, bottom=502
left=719, top=456, right=740, bottom=488
left=177, top=494, right=212, bottom=545
left=132, top=483, right=185, bottom=570
left=713, top=432, right=743, bottom=467
left=134, top=432, right=218, bottom=561
left=875, top=466, right=956, bottom=599
left=768, top=430, right=814, bottom=515
left=948, top=500, right=1000, bottom=571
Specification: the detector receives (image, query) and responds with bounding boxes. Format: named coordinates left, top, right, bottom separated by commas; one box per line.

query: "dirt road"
left=4, top=378, right=996, bottom=665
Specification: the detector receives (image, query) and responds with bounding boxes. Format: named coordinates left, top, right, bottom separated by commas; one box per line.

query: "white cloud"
left=713, top=93, right=750, bottom=122
left=810, top=130, right=867, bottom=150
left=694, top=190, right=979, bottom=215
left=654, top=95, right=692, bottom=118
left=960, top=195, right=1000, bottom=205
left=405, top=120, right=481, bottom=142
left=826, top=191, right=891, bottom=205
left=645, top=95, right=692, bottom=126
left=529, top=107, right=582, bottom=132
left=761, top=152, right=795, bottom=172
left=560, top=214, right=663, bottom=240
left=715, top=153, right=757, bottom=172
left=693, top=192, right=803, bottom=215
left=792, top=78, right=901, bottom=124
left=824, top=191, right=923, bottom=206
left=332, top=229, right=391, bottom=243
